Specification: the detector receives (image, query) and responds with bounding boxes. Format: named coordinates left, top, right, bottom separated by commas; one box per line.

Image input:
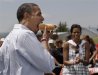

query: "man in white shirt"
left=0, top=3, right=55, bottom=75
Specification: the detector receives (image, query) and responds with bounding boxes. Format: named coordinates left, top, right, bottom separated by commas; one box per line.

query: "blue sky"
left=0, top=0, right=98, bottom=32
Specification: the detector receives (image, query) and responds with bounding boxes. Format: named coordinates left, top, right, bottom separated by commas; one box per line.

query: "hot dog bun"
left=39, top=23, right=57, bottom=31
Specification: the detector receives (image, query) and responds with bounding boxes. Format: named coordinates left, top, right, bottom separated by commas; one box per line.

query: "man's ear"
left=24, top=12, right=31, bottom=19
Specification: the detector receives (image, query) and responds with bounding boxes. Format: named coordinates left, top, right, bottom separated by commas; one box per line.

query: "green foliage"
left=93, top=37, right=98, bottom=44
left=56, top=21, right=68, bottom=32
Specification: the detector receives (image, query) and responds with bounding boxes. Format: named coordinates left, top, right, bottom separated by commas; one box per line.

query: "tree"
left=56, top=21, right=68, bottom=32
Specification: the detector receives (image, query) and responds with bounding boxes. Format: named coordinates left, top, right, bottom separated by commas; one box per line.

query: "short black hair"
left=70, top=24, right=82, bottom=33
left=55, top=39, right=63, bottom=44
left=17, top=3, right=38, bottom=22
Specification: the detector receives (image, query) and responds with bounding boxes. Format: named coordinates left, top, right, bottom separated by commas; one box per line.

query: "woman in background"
left=62, top=24, right=90, bottom=75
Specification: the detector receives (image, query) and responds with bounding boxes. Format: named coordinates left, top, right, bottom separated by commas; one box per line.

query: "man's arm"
left=16, top=32, right=55, bottom=73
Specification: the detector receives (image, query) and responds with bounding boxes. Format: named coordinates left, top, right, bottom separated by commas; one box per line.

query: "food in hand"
left=39, top=23, right=57, bottom=31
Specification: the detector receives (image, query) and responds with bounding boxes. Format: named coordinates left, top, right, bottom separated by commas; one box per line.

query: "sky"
left=0, top=0, right=98, bottom=33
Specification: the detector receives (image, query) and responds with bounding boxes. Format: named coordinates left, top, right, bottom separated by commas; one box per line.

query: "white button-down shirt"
left=0, top=24, right=55, bottom=75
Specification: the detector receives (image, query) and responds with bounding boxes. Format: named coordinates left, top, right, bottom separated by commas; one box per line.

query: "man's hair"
left=55, top=39, right=63, bottom=44
left=17, top=3, right=38, bottom=22
left=70, top=24, right=82, bottom=33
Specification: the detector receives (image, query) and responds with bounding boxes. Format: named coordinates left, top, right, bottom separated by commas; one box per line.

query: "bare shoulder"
left=84, top=41, right=89, bottom=46
left=82, top=40, right=90, bottom=50
left=63, top=41, right=69, bottom=49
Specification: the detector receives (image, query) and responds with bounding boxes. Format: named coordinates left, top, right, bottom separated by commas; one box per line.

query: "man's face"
left=28, top=6, right=44, bottom=34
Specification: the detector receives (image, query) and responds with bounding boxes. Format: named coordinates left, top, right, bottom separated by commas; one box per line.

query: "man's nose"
left=42, top=16, right=44, bottom=21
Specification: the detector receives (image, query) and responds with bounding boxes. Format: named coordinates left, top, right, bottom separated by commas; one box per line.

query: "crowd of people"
left=0, top=2, right=98, bottom=75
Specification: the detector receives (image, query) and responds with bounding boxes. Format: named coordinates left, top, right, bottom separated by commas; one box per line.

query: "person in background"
left=52, top=39, right=63, bottom=75
left=55, top=39, right=63, bottom=65
left=90, top=44, right=98, bottom=67
left=93, top=44, right=98, bottom=67
left=45, top=39, right=56, bottom=75
left=62, top=24, right=90, bottom=75
left=89, top=44, right=98, bottom=75
left=0, top=3, right=55, bottom=75
left=48, top=38, right=63, bottom=75
left=81, top=35, right=96, bottom=67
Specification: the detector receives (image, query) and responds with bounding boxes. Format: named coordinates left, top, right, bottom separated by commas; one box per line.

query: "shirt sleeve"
left=15, top=32, right=55, bottom=73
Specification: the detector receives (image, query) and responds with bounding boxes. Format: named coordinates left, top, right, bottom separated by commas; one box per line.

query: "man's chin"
left=34, top=31, right=37, bottom=34
left=34, top=30, right=39, bottom=35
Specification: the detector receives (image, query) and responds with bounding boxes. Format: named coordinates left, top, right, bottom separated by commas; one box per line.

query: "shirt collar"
left=14, top=24, right=29, bottom=30
left=13, top=24, right=36, bottom=36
